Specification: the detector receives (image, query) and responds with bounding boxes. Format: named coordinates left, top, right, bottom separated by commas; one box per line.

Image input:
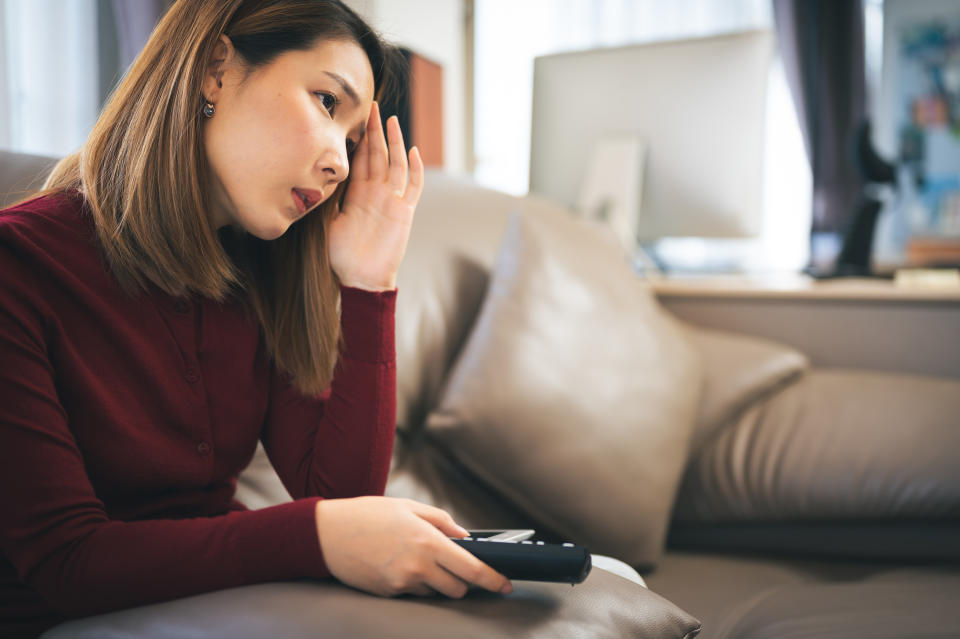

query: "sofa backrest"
left=0, top=150, right=57, bottom=208
left=392, top=170, right=520, bottom=430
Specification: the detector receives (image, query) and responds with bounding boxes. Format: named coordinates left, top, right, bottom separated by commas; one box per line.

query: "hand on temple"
left=329, top=102, right=423, bottom=292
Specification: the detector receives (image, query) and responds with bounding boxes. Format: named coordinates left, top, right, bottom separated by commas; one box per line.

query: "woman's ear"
left=202, top=35, right=234, bottom=102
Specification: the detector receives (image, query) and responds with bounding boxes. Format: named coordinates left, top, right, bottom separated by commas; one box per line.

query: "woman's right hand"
left=314, top=496, right=514, bottom=598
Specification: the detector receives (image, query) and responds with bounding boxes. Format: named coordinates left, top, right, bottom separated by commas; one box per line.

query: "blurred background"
left=1, top=0, right=958, bottom=276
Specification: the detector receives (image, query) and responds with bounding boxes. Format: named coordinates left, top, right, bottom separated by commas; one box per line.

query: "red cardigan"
left=0, top=192, right=397, bottom=636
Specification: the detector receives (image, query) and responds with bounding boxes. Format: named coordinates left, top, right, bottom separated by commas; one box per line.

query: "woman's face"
left=202, top=36, right=375, bottom=240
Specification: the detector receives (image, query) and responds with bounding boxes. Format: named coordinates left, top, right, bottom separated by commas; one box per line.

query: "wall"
left=343, top=0, right=468, bottom=174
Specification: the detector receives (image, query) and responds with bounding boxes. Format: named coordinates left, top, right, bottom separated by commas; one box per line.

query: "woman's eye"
left=315, top=92, right=338, bottom=116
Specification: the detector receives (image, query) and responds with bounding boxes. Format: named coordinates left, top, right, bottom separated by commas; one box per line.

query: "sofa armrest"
left=42, top=571, right=700, bottom=639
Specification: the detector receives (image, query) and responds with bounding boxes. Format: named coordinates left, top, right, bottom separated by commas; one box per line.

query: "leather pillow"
left=425, top=205, right=702, bottom=568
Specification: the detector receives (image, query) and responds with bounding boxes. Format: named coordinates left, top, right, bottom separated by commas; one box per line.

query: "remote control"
left=451, top=536, right=591, bottom=584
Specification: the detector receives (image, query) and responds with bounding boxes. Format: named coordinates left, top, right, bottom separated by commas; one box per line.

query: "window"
left=0, top=0, right=99, bottom=156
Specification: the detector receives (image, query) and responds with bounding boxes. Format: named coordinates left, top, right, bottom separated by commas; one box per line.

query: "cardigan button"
left=185, top=367, right=200, bottom=383
left=197, top=441, right=212, bottom=456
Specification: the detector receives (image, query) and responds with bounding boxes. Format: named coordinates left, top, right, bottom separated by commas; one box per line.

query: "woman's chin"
left=227, top=204, right=304, bottom=240
left=243, top=217, right=292, bottom=241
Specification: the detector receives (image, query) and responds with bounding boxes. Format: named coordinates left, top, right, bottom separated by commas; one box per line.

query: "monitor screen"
left=530, top=30, right=774, bottom=243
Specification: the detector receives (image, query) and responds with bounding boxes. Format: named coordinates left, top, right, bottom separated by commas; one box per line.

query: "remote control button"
left=563, top=543, right=574, bottom=547
left=536, top=541, right=545, bottom=545
left=521, top=541, right=532, bottom=544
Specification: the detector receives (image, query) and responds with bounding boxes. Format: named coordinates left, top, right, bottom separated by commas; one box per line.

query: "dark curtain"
left=96, top=0, right=172, bottom=105
left=112, top=0, right=173, bottom=69
left=772, top=0, right=866, bottom=234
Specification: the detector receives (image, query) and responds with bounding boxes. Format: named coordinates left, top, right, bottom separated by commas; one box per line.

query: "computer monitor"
left=529, top=30, right=774, bottom=244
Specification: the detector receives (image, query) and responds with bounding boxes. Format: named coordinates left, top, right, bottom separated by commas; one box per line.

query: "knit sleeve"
left=0, top=243, right=327, bottom=618
left=259, top=286, right=397, bottom=501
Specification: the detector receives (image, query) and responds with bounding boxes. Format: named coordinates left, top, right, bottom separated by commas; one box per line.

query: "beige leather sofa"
left=372, top=170, right=960, bottom=639
left=4, top=150, right=959, bottom=638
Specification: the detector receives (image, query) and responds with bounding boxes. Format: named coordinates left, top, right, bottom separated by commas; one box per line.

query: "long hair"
left=42, top=0, right=405, bottom=395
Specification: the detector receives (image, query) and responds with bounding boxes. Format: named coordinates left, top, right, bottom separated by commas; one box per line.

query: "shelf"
left=646, top=272, right=960, bottom=303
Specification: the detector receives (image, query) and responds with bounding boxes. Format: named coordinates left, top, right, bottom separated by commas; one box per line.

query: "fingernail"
left=500, top=583, right=513, bottom=595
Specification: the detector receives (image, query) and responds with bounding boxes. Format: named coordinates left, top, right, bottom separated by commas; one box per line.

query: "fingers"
left=423, top=565, right=471, bottom=599
left=400, top=583, right=436, bottom=598
left=350, top=112, right=370, bottom=182
left=318, top=496, right=510, bottom=601
left=437, top=540, right=513, bottom=596
left=411, top=501, right=469, bottom=538
left=353, top=102, right=415, bottom=194
left=409, top=502, right=511, bottom=595
left=367, top=101, right=388, bottom=181
left=386, top=115, right=408, bottom=191
left=403, top=146, right=424, bottom=209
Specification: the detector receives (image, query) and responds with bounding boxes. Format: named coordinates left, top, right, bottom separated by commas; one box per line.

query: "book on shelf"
left=905, top=236, right=960, bottom=268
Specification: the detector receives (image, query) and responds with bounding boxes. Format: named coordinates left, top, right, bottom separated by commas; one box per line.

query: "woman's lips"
left=292, top=187, right=324, bottom=214
left=292, top=189, right=307, bottom=214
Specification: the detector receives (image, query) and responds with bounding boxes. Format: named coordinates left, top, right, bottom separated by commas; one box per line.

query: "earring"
left=202, top=101, right=215, bottom=118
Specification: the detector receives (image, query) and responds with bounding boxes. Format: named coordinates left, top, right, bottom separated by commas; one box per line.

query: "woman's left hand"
left=328, top=101, right=424, bottom=292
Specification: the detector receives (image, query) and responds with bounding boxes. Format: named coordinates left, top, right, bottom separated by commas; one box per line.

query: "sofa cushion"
left=672, top=368, right=960, bottom=559
left=41, top=569, right=701, bottom=639
left=425, top=204, right=702, bottom=568
left=710, top=572, right=960, bottom=639
left=644, top=550, right=814, bottom=638
left=646, top=551, right=960, bottom=639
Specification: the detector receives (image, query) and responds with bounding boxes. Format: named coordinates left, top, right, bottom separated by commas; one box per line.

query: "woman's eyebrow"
left=324, top=71, right=360, bottom=106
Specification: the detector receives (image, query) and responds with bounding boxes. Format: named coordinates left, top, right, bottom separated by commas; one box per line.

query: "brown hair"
left=42, top=0, right=404, bottom=395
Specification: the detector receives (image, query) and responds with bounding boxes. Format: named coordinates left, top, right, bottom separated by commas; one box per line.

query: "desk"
left=649, top=274, right=960, bottom=379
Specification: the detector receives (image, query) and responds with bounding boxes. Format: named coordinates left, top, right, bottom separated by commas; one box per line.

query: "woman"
left=0, top=1, right=511, bottom=635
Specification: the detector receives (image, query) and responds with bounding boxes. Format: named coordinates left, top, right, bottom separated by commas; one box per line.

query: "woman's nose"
left=319, top=143, right=349, bottom=184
